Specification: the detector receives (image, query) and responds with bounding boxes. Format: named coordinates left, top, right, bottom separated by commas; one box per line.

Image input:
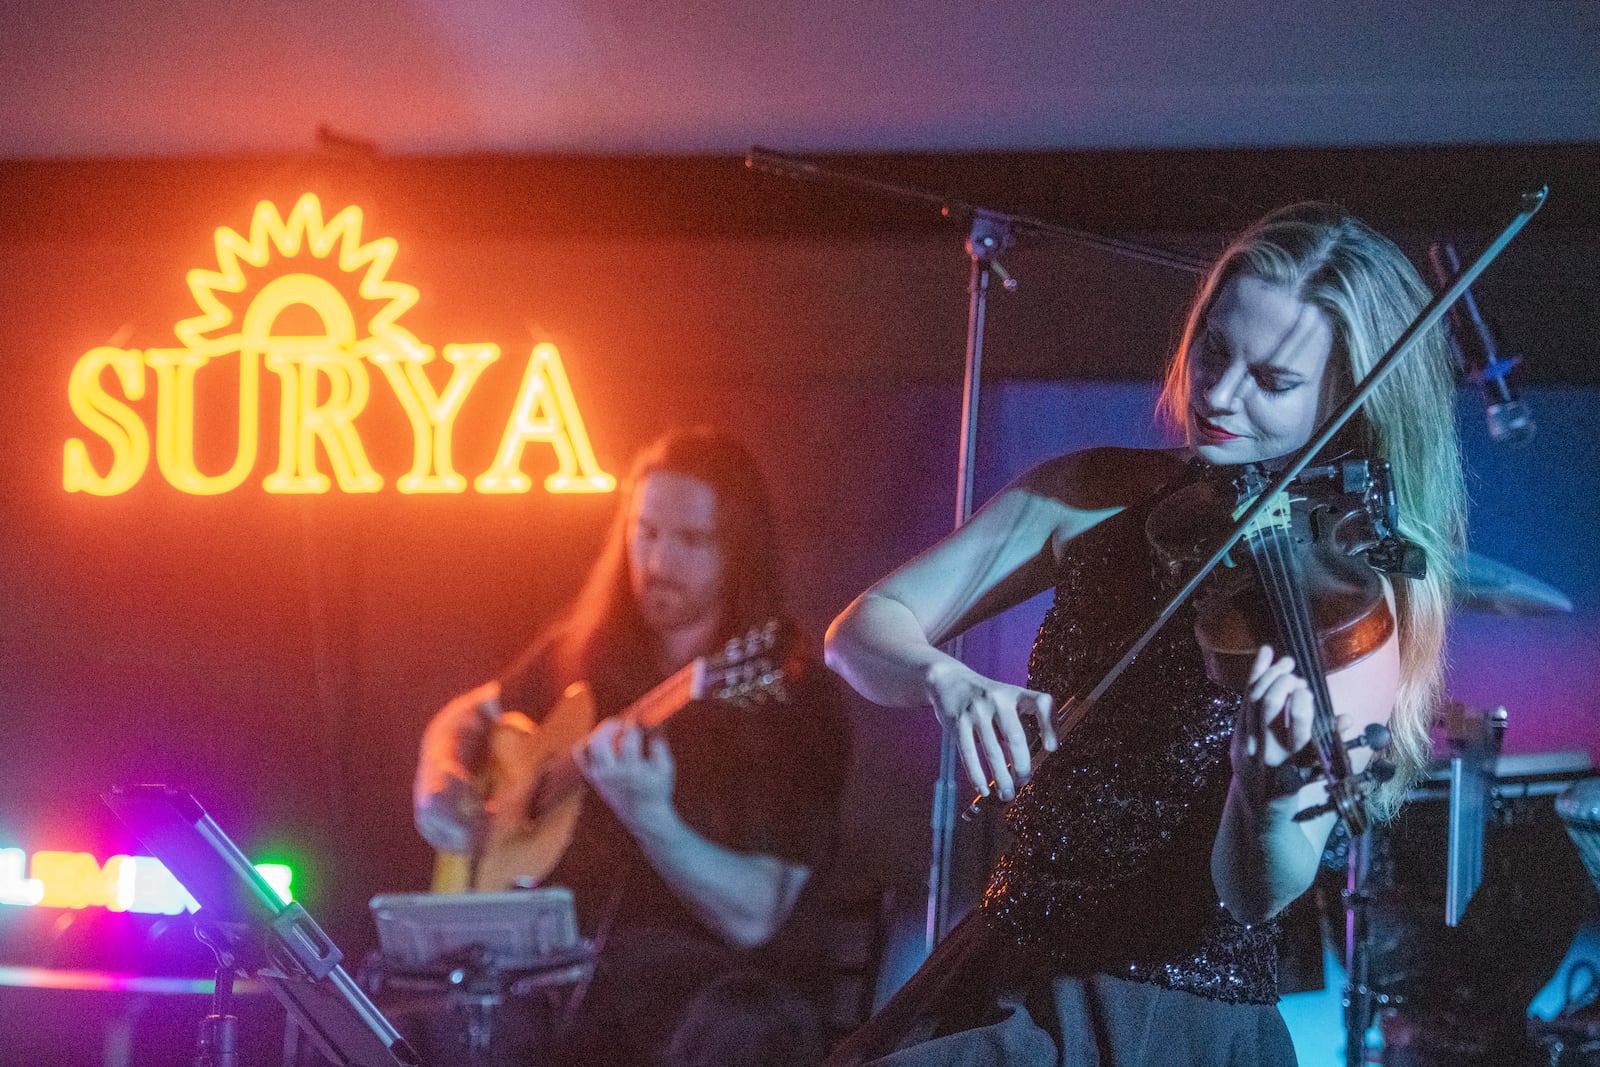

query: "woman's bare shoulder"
left=1016, top=446, right=1190, bottom=511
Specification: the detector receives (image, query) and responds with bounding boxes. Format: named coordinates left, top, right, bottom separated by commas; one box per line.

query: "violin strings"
left=1282, top=528, right=1337, bottom=752
left=1271, top=528, right=1339, bottom=754
left=1251, top=526, right=1340, bottom=758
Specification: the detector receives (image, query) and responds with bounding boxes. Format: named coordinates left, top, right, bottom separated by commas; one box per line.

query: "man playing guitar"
left=413, top=427, right=849, bottom=1067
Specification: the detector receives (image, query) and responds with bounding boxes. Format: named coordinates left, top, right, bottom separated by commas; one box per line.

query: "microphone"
left=1428, top=241, right=1535, bottom=445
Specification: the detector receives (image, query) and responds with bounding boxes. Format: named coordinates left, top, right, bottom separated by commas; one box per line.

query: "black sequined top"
left=979, top=474, right=1282, bottom=1005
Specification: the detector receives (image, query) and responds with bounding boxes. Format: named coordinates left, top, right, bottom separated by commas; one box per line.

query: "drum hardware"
left=1526, top=957, right=1600, bottom=1067
left=1340, top=704, right=1505, bottom=1065
left=1528, top=1016, right=1600, bottom=1067
left=1442, top=703, right=1507, bottom=926
left=1538, top=778, right=1600, bottom=1065
left=1328, top=704, right=1595, bottom=1067
left=1556, top=775, right=1600, bottom=892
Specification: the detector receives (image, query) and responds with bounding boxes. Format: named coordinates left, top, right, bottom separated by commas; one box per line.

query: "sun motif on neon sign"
left=64, top=194, right=616, bottom=496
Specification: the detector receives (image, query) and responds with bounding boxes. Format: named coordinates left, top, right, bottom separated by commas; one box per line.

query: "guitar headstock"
left=700, top=619, right=795, bottom=708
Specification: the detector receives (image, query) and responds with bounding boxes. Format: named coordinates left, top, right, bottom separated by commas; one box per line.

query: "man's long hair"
left=507, top=428, right=785, bottom=693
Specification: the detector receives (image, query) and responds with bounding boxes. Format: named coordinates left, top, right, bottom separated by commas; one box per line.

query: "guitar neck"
left=528, top=659, right=704, bottom=822
left=626, top=657, right=704, bottom=731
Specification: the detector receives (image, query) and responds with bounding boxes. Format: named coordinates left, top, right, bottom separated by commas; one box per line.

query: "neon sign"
left=0, top=846, right=293, bottom=915
left=64, top=194, right=616, bottom=496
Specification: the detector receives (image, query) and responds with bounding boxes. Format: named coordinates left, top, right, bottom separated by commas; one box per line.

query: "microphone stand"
left=746, top=147, right=1205, bottom=949
left=928, top=211, right=1010, bottom=948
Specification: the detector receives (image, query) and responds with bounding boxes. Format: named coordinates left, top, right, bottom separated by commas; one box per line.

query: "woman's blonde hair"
left=1158, top=203, right=1465, bottom=818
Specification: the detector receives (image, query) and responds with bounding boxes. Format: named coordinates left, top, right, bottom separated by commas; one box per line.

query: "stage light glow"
left=0, top=966, right=201, bottom=993
left=64, top=193, right=614, bottom=496
left=0, top=849, right=294, bottom=913
left=0, top=848, right=45, bottom=906
left=31, top=851, right=115, bottom=910
left=253, top=863, right=295, bottom=904
left=121, top=854, right=198, bottom=915
left=0, top=967, right=269, bottom=995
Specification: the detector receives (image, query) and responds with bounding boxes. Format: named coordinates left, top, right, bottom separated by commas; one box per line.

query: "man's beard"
left=636, top=580, right=711, bottom=634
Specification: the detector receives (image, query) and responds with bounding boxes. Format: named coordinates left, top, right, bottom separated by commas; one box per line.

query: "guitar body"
left=431, top=682, right=597, bottom=893
left=428, top=619, right=790, bottom=893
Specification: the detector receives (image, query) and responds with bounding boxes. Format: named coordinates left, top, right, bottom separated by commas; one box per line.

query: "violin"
left=1145, top=458, right=1424, bottom=833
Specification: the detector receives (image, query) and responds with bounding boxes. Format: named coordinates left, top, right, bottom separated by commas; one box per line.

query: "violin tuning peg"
left=1345, top=723, right=1393, bottom=753
left=1292, top=798, right=1334, bottom=823
left=1293, top=757, right=1396, bottom=825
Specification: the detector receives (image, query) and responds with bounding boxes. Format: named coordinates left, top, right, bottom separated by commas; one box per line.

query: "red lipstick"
left=1192, top=410, right=1241, bottom=442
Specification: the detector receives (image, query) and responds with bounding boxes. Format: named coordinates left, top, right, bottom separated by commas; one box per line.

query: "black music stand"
left=365, top=891, right=594, bottom=1066
left=102, top=784, right=419, bottom=1067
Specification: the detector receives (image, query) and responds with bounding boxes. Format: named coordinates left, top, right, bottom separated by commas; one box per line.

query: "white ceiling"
left=5, top=0, right=1599, bottom=159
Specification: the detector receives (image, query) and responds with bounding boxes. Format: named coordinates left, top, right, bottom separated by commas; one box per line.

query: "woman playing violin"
left=823, top=203, right=1464, bottom=1066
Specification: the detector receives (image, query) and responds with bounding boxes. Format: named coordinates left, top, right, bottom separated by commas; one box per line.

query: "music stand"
left=102, top=784, right=419, bottom=1067
left=365, top=891, right=594, bottom=1066
left=369, top=890, right=582, bottom=973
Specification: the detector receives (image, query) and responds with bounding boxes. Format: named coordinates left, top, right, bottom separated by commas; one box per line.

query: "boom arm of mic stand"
left=746, top=145, right=1209, bottom=276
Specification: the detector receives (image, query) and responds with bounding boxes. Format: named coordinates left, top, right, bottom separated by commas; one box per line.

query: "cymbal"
left=1457, top=550, right=1573, bottom=616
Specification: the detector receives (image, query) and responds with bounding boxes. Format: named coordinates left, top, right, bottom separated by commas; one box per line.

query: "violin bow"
left=964, top=186, right=1548, bottom=820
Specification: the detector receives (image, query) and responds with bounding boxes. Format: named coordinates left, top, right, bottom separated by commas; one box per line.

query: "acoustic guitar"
left=432, top=620, right=793, bottom=893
